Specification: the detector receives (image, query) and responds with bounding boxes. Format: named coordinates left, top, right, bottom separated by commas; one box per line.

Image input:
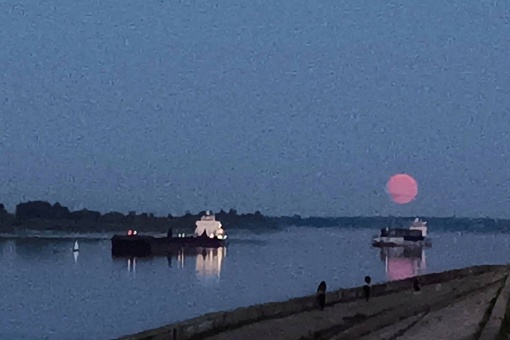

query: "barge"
left=111, top=211, right=228, bottom=257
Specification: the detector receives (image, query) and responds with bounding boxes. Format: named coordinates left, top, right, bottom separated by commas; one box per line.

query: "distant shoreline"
left=1, top=200, right=510, bottom=235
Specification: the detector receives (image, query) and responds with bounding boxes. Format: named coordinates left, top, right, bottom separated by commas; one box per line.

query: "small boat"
left=372, top=218, right=431, bottom=248
left=111, top=211, right=228, bottom=257
left=73, top=241, right=79, bottom=252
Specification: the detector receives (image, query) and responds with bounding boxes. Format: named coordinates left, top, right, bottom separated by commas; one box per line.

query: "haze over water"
left=0, top=227, right=508, bottom=339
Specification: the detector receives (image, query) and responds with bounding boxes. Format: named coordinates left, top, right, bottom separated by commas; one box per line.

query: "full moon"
left=386, top=174, right=418, bottom=204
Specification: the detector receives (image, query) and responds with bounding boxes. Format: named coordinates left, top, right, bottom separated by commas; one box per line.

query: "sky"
left=1, top=0, right=510, bottom=218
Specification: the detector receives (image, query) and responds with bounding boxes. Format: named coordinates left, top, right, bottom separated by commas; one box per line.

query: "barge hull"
left=372, top=240, right=432, bottom=248
left=111, top=235, right=227, bottom=257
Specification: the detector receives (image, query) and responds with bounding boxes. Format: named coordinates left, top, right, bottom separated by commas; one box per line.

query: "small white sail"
left=73, top=240, right=79, bottom=252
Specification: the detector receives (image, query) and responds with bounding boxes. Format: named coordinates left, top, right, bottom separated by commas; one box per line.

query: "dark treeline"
left=1, top=200, right=510, bottom=233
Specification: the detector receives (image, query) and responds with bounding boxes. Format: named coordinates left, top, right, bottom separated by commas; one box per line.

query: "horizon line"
left=2, top=199, right=509, bottom=221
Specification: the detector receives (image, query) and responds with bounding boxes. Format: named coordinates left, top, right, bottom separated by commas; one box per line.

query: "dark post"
left=316, top=281, right=327, bottom=310
left=363, top=276, right=371, bottom=301
left=413, top=278, right=421, bottom=292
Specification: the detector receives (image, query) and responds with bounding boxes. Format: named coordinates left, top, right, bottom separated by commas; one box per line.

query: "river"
left=0, top=226, right=508, bottom=339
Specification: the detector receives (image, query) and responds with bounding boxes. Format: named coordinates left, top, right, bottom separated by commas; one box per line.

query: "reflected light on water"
left=1, top=240, right=16, bottom=259
left=177, top=250, right=185, bottom=269
left=73, top=251, right=79, bottom=263
left=163, top=247, right=227, bottom=282
left=380, top=247, right=426, bottom=281
left=127, top=257, right=136, bottom=274
left=121, top=247, right=226, bottom=283
left=195, top=247, right=226, bottom=279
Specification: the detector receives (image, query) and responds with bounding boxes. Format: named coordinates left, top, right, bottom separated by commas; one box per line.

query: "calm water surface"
left=0, top=227, right=509, bottom=339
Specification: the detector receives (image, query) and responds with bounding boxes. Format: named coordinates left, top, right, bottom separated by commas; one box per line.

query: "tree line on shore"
left=0, top=200, right=510, bottom=233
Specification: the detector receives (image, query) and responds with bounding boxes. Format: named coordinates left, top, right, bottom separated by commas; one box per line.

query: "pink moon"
left=386, top=174, right=418, bottom=204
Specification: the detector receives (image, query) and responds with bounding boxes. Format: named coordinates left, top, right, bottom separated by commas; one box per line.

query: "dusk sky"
left=1, top=0, right=510, bottom=217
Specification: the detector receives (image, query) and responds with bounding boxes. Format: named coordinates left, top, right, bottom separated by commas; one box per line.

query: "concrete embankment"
left=115, top=265, right=509, bottom=340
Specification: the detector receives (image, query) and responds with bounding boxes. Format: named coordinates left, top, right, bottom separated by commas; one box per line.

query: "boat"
left=111, top=211, right=228, bottom=257
left=372, top=218, right=431, bottom=248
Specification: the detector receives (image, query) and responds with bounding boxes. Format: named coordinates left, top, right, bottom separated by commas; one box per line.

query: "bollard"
left=316, top=281, right=327, bottom=310
left=363, top=276, right=372, bottom=301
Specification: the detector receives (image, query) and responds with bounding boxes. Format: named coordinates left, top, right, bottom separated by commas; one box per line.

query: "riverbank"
left=116, top=265, right=510, bottom=340
left=4, top=200, right=510, bottom=235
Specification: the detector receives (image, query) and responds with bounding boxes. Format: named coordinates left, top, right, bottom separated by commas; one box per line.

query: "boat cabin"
left=194, top=211, right=226, bottom=239
left=409, top=218, right=428, bottom=237
left=380, top=228, right=424, bottom=238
